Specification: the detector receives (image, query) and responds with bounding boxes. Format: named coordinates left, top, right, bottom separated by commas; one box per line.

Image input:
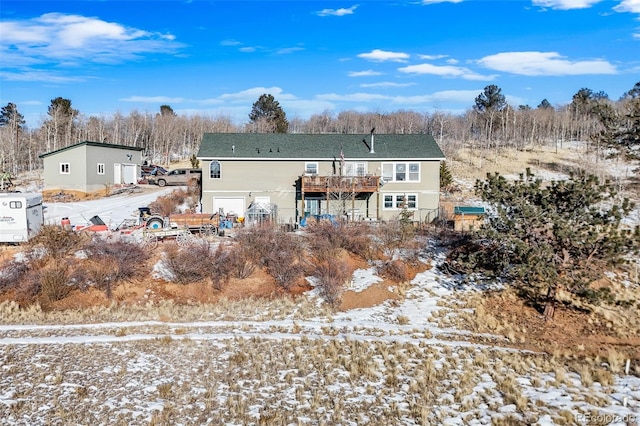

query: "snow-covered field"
left=1, top=253, right=638, bottom=425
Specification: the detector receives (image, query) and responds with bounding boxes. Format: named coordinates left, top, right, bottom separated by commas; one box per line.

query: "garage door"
left=122, top=164, right=138, bottom=184
left=213, top=197, right=245, bottom=216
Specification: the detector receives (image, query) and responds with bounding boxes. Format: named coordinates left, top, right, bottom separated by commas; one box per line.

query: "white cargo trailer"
left=0, top=193, right=44, bottom=243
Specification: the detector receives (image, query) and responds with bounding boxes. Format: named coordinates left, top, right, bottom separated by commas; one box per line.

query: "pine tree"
left=46, top=97, right=79, bottom=149
left=439, top=160, right=454, bottom=192
left=469, top=169, right=639, bottom=320
left=248, top=94, right=289, bottom=133
left=473, top=85, right=506, bottom=140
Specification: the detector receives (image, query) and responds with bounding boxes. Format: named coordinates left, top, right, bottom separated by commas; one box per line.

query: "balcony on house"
left=300, top=175, right=380, bottom=193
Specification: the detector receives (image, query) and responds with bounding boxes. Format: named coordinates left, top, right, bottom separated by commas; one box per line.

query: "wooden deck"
left=300, top=175, right=380, bottom=193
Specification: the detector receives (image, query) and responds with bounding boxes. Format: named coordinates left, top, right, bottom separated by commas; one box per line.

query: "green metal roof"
left=197, top=133, right=445, bottom=161
left=454, top=206, right=486, bottom=215
left=39, top=141, right=144, bottom=159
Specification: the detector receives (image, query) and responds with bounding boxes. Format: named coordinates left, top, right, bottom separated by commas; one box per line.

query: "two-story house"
left=196, top=133, right=445, bottom=224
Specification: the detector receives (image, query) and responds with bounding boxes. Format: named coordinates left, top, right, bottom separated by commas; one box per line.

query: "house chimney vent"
left=370, top=127, right=375, bottom=154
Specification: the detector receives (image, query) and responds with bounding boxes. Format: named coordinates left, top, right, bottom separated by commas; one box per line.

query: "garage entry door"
left=213, top=197, right=245, bottom=216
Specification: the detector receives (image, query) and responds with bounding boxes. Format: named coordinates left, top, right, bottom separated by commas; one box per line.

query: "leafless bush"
left=163, top=241, right=214, bottom=284
left=306, top=221, right=344, bottom=251
left=13, top=269, right=42, bottom=304
left=374, top=221, right=413, bottom=259
left=378, top=259, right=410, bottom=283
left=148, top=188, right=194, bottom=216
left=208, top=244, right=234, bottom=291
left=234, top=226, right=305, bottom=289
left=266, top=258, right=304, bottom=290
left=263, top=231, right=305, bottom=290
left=0, top=257, right=31, bottom=292
left=83, top=238, right=148, bottom=282
left=28, top=225, right=87, bottom=259
left=307, top=234, right=342, bottom=263
left=226, top=244, right=257, bottom=279
left=306, top=221, right=376, bottom=260
left=314, top=259, right=350, bottom=307
left=148, top=194, right=178, bottom=217
left=341, top=224, right=377, bottom=260
left=233, top=225, right=277, bottom=264
left=85, top=258, right=120, bottom=298
left=39, top=261, right=72, bottom=302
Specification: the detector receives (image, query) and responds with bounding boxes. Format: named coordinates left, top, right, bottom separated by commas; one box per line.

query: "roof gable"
left=197, top=133, right=445, bottom=160
left=39, top=141, right=144, bottom=159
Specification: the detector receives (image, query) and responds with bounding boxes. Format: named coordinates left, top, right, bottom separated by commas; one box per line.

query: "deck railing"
left=300, top=175, right=380, bottom=193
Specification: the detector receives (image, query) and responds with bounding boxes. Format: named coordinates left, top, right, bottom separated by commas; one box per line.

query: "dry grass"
left=0, top=319, right=637, bottom=425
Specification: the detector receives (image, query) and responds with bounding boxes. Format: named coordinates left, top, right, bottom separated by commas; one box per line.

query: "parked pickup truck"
left=149, top=168, right=202, bottom=187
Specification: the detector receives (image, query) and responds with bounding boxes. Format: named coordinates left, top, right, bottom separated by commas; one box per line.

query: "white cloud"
left=0, top=13, right=181, bottom=68
left=348, top=70, right=383, bottom=77
left=357, top=49, right=409, bottom=62
left=0, top=69, right=85, bottom=83
left=314, top=89, right=485, bottom=111
left=239, top=46, right=257, bottom=53
left=0, top=22, right=49, bottom=43
left=220, top=39, right=242, bottom=46
left=426, top=89, right=487, bottom=103
left=276, top=46, right=305, bottom=54
left=218, top=87, right=297, bottom=103
left=317, top=5, right=359, bottom=17
left=417, top=54, right=448, bottom=60
left=398, top=63, right=494, bottom=81
left=477, top=51, right=617, bottom=76
left=360, top=82, right=415, bottom=88
left=613, top=0, right=640, bottom=13
left=532, top=0, right=603, bottom=10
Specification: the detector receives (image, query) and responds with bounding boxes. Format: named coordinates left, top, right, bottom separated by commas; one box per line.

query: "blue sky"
left=1, top=0, right=639, bottom=128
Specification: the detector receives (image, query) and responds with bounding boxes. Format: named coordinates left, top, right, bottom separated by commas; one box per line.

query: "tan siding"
left=201, top=159, right=441, bottom=224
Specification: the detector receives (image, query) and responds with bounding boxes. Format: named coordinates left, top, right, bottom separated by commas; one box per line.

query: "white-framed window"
left=60, top=163, right=70, bottom=174
left=97, top=163, right=105, bottom=175
left=210, top=160, right=221, bottom=179
left=305, top=162, right=318, bottom=175
left=383, top=194, right=417, bottom=210
left=381, top=162, right=420, bottom=182
left=343, top=162, right=367, bottom=176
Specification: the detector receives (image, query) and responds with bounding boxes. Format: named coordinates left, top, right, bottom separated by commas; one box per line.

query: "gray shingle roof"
left=197, top=133, right=445, bottom=161
left=39, top=141, right=144, bottom=159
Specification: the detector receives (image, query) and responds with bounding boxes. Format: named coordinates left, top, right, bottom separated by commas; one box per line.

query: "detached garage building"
left=39, top=141, right=144, bottom=193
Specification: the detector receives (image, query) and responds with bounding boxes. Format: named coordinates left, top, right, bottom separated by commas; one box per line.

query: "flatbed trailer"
left=168, top=213, right=219, bottom=236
